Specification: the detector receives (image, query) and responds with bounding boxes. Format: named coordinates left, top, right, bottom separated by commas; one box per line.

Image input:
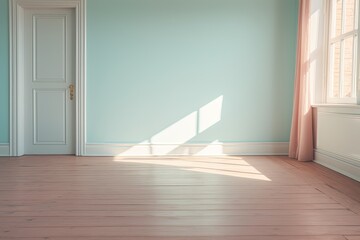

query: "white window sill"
left=312, top=104, right=360, bottom=114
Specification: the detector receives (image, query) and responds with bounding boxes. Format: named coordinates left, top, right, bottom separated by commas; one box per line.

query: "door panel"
left=33, top=15, right=66, bottom=81
left=33, top=89, right=66, bottom=144
left=24, top=8, right=75, bottom=155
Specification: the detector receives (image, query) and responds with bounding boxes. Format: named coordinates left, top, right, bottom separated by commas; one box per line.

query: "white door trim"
left=9, top=0, right=86, bottom=156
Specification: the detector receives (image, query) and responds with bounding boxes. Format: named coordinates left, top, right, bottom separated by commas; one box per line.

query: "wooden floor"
left=0, top=156, right=360, bottom=239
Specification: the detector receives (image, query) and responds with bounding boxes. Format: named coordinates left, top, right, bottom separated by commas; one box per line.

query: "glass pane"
left=345, top=0, right=355, bottom=32
left=343, top=37, right=354, bottom=97
left=331, top=42, right=341, bottom=97
left=335, top=0, right=343, bottom=36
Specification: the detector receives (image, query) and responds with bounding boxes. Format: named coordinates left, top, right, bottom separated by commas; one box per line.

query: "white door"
left=24, top=8, right=75, bottom=154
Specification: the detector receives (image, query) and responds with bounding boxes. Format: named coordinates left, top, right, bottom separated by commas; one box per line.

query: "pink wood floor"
left=0, top=155, right=360, bottom=239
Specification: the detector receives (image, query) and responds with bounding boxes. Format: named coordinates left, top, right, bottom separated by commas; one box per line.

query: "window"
left=327, top=0, right=359, bottom=103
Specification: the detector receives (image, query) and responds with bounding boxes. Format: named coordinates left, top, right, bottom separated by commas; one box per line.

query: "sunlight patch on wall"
left=117, top=95, right=223, bottom=156
left=198, top=96, right=223, bottom=133
left=194, top=140, right=223, bottom=156
left=116, top=141, right=151, bottom=156
left=151, top=112, right=198, bottom=144
left=150, top=112, right=197, bottom=155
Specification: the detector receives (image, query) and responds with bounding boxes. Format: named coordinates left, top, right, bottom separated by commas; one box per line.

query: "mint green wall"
left=0, top=0, right=298, bottom=145
left=87, top=0, right=298, bottom=144
left=0, top=0, right=9, bottom=143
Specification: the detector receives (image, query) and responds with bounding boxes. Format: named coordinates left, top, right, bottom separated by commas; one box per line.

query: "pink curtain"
left=289, top=0, right=314, bottom=161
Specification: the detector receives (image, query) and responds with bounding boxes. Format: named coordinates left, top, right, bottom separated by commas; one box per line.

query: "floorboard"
left=0, top=155, right=359, bottom=239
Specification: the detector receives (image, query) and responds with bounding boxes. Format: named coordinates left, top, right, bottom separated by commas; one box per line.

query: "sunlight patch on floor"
left=187, top=167, right=271, bottom=181
left=113, top=157, right=271, bottom=181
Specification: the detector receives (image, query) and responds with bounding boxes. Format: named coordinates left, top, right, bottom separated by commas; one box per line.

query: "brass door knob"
left=69, top=84, right=75, bottom=100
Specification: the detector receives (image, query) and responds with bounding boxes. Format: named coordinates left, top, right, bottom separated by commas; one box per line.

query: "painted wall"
left=0, top=0, right=298, bottom=146
left=0, top=0, right=9, bottom=143
left=87, top=0, right=298, bottom=144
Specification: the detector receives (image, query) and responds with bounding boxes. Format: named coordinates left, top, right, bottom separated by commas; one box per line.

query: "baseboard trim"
left=315, top=148, right=360, bottom=182
left=0, top=144, right=10, bottom=156
left=85, top=142, right=289, bottom=156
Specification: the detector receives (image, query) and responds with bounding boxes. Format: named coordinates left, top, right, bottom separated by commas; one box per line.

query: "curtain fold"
left=289, top=0, right=314, bottom=161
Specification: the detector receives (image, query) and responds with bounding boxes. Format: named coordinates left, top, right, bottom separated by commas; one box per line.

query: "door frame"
left=9, top=0, right=86, bottom=156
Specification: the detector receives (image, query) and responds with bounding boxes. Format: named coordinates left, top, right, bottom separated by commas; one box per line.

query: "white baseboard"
left=0, top=144, right=10, bottom=156
left=85, top=142, right=289, bottom=156
left=315, top=148, right=360, bottom=182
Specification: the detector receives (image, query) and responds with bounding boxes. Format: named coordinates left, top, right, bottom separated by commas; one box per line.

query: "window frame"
left=325, top=0, right=360, bottom=104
